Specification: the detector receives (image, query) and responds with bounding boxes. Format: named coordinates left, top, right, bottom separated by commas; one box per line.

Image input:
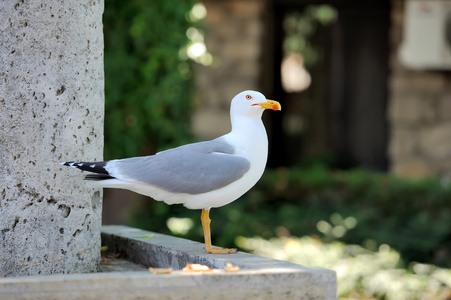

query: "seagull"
left=61, top=90, right=281, bottom=254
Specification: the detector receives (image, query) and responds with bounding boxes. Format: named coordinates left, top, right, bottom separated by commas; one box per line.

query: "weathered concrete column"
left=0, top=1, right=104, bottom=276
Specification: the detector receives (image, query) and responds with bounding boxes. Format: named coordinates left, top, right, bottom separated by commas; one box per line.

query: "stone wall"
left=193, top=0, right=266, bottom=140
left=194, top=0, right=451, bottom=178
left=388, top=0, right=451, bottom=178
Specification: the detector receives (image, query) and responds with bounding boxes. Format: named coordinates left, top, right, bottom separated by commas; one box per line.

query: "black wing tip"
left=60, top=161, right=110, bottom=175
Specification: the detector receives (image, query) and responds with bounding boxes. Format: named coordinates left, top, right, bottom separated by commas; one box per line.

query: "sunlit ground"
left=235, top=236, right=451, bottom=300
left=164, top=214, right=451, bottom=299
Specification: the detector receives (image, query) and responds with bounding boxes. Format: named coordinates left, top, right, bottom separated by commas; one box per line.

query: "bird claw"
left=204, top=246, right=237, bottom=254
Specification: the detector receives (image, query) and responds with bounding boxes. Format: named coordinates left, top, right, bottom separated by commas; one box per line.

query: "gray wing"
left=108, top=138, right=251, bottom=195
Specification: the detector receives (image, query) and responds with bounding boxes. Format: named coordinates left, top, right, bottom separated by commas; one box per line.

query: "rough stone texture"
left=193, top=0, right=266, bottom=139
left=388, top=0, right=451, bottom=178
left=0, top=1, right=104, bottom=276
left=0, top=226, right=337, bottom=299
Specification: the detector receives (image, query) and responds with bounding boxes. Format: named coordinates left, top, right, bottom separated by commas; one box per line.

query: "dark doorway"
left=265, top=0, right=390, bottom=171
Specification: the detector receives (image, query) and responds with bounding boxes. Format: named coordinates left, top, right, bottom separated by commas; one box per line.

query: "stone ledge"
left=0, top=225, right=336, bottom=300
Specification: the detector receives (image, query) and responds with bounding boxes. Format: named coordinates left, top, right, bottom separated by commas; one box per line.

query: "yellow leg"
left=201, top=209, right=236, bottom=254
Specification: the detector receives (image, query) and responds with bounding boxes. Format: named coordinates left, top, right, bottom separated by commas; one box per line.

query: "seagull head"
left=230, top=90, right=281, bottom=118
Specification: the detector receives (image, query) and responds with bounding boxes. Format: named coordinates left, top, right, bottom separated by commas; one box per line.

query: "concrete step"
left=0, top=225, right=336, bottom=299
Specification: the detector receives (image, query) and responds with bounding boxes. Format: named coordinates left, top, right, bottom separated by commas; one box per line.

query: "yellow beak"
left=252, top=99, right=282, bottom=111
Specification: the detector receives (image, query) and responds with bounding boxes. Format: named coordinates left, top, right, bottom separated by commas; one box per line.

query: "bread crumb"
left=182, top=263, right=213, bottom=272
left=149, top=267, right=173, bottom=274
left=224, top=263, right=240, bottom=272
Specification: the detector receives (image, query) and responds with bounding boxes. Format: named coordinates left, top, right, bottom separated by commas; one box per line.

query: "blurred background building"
left=193, top=0, right=451, bottom=178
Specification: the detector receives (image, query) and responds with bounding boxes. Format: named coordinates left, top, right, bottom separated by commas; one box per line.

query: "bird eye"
left=245, top=95, right=252, bottom=100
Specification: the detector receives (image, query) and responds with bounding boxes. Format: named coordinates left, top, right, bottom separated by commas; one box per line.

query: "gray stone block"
left=0, top=225, right=336, bottom=299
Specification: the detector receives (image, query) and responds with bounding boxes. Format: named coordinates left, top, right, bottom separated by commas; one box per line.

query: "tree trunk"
left=0, top=0, right=104, bottom=276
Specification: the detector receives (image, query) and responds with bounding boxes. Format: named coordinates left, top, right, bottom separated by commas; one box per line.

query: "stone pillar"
left=0, top=1, right=104, bottom=276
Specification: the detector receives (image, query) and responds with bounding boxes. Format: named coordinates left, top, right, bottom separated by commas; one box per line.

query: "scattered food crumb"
left=224, top=263, right=240, bottom=272
left=150, top=263, right=238, bottom=274
left=182, top=263, right=213, bottom=272
left=149, top=267, right=173, bottom=274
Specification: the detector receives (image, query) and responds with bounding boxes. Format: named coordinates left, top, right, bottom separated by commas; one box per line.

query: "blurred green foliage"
left=237, top=236, right=451, bottom=299
left=130, top=165, right=451, bottom=268
left=103, top=0, right=197, bottom=159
